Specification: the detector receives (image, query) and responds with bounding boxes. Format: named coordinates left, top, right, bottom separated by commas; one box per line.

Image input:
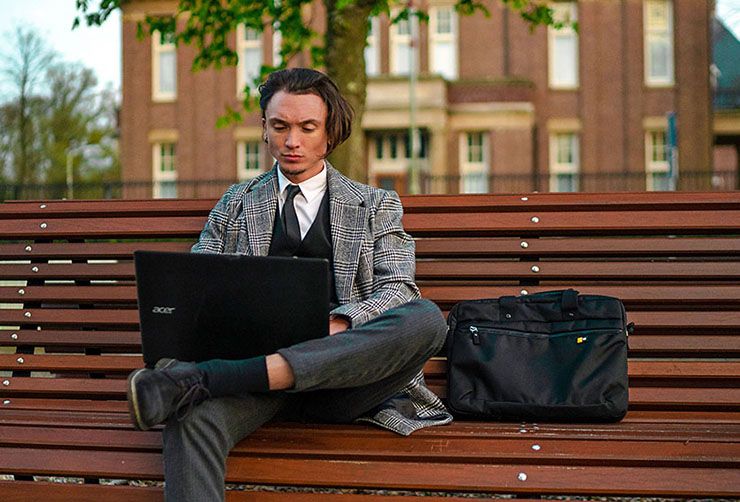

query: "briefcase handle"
left=499, top=289, right=580, bottom=321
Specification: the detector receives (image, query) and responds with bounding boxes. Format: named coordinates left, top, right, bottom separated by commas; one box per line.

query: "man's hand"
left=329, top=315, right=351, bottom=336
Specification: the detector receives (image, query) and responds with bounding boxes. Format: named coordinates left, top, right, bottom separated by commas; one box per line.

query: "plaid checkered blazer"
left=192, top=164, right=452, bottom=435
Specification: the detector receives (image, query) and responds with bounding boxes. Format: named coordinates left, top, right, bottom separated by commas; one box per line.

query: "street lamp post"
left=66, top=143, right=98, bottom=199
left=66, top=149, right=75, bottom=199
left=407, top=0, right=420, bottom=195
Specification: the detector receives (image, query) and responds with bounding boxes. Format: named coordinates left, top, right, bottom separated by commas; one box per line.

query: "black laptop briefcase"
left=446, top=289, right=630, bottom=422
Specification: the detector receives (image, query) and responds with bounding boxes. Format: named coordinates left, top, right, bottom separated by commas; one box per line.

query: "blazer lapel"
left=242, top=167, right=279, bottom=256
left=327, top=166, right=368, bottom=304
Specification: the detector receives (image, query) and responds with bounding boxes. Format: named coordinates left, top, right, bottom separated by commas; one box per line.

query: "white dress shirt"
left=277, top=164, right=328, bottom=240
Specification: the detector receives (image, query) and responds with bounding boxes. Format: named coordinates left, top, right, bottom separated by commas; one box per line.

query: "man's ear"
left=262, top=118, right=267, bottom=143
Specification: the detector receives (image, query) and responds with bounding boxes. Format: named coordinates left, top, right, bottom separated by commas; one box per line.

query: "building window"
left=549, top=132, right=580, bottom=192
left=548, top=2, right=579, bottom=89
left=389, top=135, right=398, bottom=159
left=237, top=140, right=263, bottom=182
left=644, top=0, right=674, bottom=86
left=373, top=131, right=428, bottom=161
left=152, top=31, right=177, bottom=101
left=365, top=17, right=380, bottom=76
left=153, top=143, right=177, bottom=198
left=390, top=11, right=414, bottom=75
left=645, top=130, right=671, bottom=190
left=236, top=25, right=263, bottom=96
left=429, top=6, right=458, bottom=80
left=459, top=132, right=489, bottom=194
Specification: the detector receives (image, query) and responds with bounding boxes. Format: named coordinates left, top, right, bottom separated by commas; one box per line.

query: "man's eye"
left=303, top=127, right=316, bottom=133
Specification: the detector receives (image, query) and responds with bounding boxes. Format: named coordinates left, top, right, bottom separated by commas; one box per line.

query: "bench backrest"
left=0, top=192, right=738, bottom=421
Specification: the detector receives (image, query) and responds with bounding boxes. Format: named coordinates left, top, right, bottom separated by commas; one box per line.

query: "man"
left=127, top=67, right=452, bottom=501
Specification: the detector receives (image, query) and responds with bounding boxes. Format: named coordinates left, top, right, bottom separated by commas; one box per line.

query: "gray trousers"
left=162, top=298, right=447, bottom=501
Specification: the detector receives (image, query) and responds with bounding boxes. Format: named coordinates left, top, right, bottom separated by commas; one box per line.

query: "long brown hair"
left=259, top=68, right=354, bottom=156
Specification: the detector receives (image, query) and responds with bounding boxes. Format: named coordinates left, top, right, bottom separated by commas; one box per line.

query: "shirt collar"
left=277, top=163, right=328, bottom=204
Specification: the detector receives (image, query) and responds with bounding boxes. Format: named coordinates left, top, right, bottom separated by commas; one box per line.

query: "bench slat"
left=0, top=241, right=193, bottom=260
left=0, top=330, right=140, bottom=349
left=1, top=425, right=737, bottom=468
left=3, top=192, right=736, bottom=218
left=5, top=284, right=740, bottom=305
left=0, top=199, right=214, bottom=218
left=0, top=481, right=163, bottom=502
left=415, top=260, right=740, bottom=280
left=2, top=209, right=738, bottom=239
left=414, top=237, right=740, bottom=257
left=0, top=262, right=133, bottom=280
left=2, top=330, right=736, bottom=357
left=0, top=285, right=137, bottom=303
left=420, top=285, right=740, bottom=307
left=1, top=355, right=737, bottom=380
left=0, top=447, right=738, bottom=496
left=399, top=192, right=740, bottom=212
left=403, top=210, right=740, bottom=236
left=4, top=377, right=738, bottom=409
left=5, top=280, right=740, bottom=307
left=0, top=218, right=204, bottom=239
left=3, top=260, right=739, bottom=281
left=424, top=385, right=740, bottom=408
left=3, top=237, right=737, bottom=260
left=0, top=482, right=490, bottom=502
left=1, top=309, right=738, bottom=331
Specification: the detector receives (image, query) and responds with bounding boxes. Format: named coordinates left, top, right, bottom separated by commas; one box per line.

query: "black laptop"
left=134, top=251, right=330, bottom=367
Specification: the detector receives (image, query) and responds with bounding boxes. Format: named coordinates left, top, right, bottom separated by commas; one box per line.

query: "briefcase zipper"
left=469, top=326, right=481, bottom=345
left=465, top=325, right=623, bottom=343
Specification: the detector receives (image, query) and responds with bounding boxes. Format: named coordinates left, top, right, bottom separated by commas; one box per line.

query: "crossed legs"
left=161, top=299, right=447, bottom=501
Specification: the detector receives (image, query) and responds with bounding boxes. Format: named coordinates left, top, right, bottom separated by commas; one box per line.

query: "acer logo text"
left=152, top=306, right=176, bottom=314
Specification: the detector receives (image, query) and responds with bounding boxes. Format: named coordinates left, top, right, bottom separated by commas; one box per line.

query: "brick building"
left=120, top=0, right=715, bottom=197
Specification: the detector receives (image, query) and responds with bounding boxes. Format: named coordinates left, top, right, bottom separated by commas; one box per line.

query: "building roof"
left=712, top=17, right=740, bottom=109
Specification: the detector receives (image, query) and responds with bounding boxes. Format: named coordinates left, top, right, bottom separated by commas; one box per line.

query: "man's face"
left=263, top=90, right=329, bottom=183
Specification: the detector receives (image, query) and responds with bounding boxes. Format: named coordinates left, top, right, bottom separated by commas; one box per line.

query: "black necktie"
left=282, top=184, right=302, bottom=249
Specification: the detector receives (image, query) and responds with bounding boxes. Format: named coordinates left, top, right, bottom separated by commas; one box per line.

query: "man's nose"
left=285, top=129, right=299, bottom=148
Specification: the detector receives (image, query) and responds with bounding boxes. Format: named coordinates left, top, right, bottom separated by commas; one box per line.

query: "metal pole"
left=408, top=0, right=420, bottom=194
left=666, top=111, right=678, bottom=191
left=66, top=149, right=74, bottom=199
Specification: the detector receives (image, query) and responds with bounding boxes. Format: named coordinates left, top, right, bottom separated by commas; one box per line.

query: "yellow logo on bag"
left=576, top=336, right=588, bottom=344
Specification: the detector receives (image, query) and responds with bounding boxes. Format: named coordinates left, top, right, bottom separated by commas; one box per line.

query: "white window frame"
left=549, top=132, right=580, bottom=192
left=645, top=129, right=671, bottom=190
left=548, top=2, right=579, bottom=89
left=152, top=30, right=177, bottom=102
left=459, top=132, right=489, bottom=194
left=365, top=17, right=381, bottom=76
left=152, top=143, right=177, bottom=199
left=428, top=6, right=458, bottom=80
left=236, top=24, right=263, bottom=97
left=390, top=10, right=415, bottom=75
left=237, top=140, right=264, bottom=182
left=643, top=0, right=674, bottom=87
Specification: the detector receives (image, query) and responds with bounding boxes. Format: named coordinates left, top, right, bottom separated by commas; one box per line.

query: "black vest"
left=268, top=190, right=339, bottom=309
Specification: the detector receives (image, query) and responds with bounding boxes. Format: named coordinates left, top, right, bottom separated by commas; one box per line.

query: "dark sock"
left=196, top=356, right=269, bottom=397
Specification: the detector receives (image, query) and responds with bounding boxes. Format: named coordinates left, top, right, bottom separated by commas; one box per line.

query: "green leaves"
left=73, top=0, right=121, bottom=29
left=499, top=0, right=578, bottom=32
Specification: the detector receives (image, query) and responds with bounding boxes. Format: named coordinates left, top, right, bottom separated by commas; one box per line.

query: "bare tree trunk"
left=3, top=28, right=55, bottom=185
left=323, top=0, right=373, bottom=183
left=18, top=74, right=29, bottom=185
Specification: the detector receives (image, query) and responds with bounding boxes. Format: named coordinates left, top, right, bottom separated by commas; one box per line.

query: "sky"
left=0, top=0, right=121, bottom=91
left=0, top=0, right=737, bottom=95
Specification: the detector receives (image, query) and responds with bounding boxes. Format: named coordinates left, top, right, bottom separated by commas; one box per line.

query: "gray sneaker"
left=127, top=358, right=210, bottom=431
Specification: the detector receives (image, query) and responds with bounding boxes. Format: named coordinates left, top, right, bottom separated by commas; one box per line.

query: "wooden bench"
left=0, top=191, right=738, bottom=500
